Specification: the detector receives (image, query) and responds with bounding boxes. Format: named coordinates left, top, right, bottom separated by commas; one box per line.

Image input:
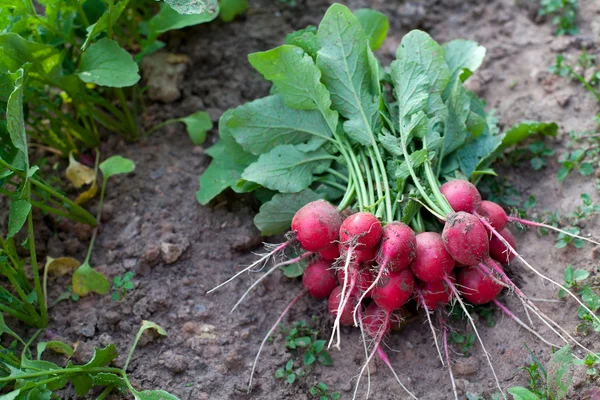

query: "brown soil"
left=12, top=0, right=600, bottom=399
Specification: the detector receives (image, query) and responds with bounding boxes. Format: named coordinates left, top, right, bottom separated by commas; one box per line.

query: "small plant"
left=112, top=271, right=135, bottom=301
left=508, top=345, right=574, bottom=400
left=449, top=332, right=476, bottom=356
left=557, top=149, right=595, bottom=181
left=309, top=382, right=341, bottom=400
left=539, top=0, right=578, bottom=36
left=528, top=141, right=556, bottom=170
left=573, top=352, right=600, bottom=376
left=281, top=320, right=333, bottom=367
left=275, top=359, right=305, bottom=384
left=559, top=265, right=600, bottom=334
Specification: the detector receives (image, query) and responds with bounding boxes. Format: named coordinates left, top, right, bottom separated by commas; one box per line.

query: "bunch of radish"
left=199, top=4, right=600, bottom=399
left=209, top=179, right=600, bottom=399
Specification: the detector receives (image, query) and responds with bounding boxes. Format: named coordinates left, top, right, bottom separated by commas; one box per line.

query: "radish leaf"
left=229, top=95, right=331, bottom=155
left=8, top=199, right=30, bottom=238
left=100, top=155, right=135, bottom=180
left=354, top=9, right=389, bottom=51
left=78, top=39, right=140, bottom=87
left=443, top=39, right=486, bottom=82
left=242, top=145, right=333, bottom=193
left=254, top=189, right=323, bottom=235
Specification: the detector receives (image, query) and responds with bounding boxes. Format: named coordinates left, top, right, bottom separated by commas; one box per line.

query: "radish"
left=339, top=212, right=382, bottom=248
left=442, top=212, right=489, bottom=266
left=416, top=278, right=454, bottom=310
left=302, top=259, right=337, bottom=299
left=337, top=266, right=374, bottom=298
left=371, top=269, right=415, bottom=313
left=319, top=243, right=340, bottom=261
left=489, top=227, right=516, bottom=264
left=456, top=263, right=504, bottom=305
left=439, top=180, right=482, bottom=213
left=292, top=200, right=343, bottom=252
left=410, top=232, right=455, bottom=282
left=353, top=244, right=378, bottom=264
left=478, top=200, right=508, bottom=231
left=375, top=222, right=416, bottom=272
left=328, top=286, right=354, bottom=326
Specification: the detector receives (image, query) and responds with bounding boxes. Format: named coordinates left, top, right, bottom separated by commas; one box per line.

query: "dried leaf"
left=66, top=152, right=95, bottom=189
left=45, top=257, right=81, bottom=277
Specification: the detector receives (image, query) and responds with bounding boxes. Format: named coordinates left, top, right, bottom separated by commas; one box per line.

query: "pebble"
left=161, top=238, right=190, bottom=264
left=453, top=357, right=479, bottom=377
left=104, top=310, right=122, bottom=325
left=161, top=350, right=189, bottom=373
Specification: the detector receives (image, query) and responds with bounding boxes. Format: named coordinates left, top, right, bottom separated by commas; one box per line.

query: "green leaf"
left=304, top=351, right=317, bottom=365
left=285, top=26, right=318, bottom=58
left=281, top=262, right=306, bottom=278
left=6, top=69, right=28, bottom=166
left=133, top=390, right=180, bottom=400
left=574, top=269, right=590, bottom=281
left=180, top=111, right=212, bottom=145
left=82, top=0, right=131, bottom=50
left=228, top=95, right=331, bottom=155
left=500, top=121, right=558, bottom=150
left=286, top=373, right=296, bottom=384
left=557, top=165, right=570, bottom=181
left=316, top=4, right=379, bottom=146
left=564, top=265, right=574, bottom=283
left=69, top=374, right=94, bottom=396
left=507, top=387, right=541, bottom=400
left=196, top=110, right=257, bottom=204
left=530, top=157, right=544, bottom=170
left=254, top=189, right=323, bottom=235
left=0, top=33, right=63, bottom=83
left=275, top=368, right=285, bottom=379
left=165, top=0, right=218, bottom=14
left=317, top=351, right=333, bottom=366
left=92, top=372, right=126, bottom=388
left=37, top=340, right=74, bottom=359
left=392, top=150, right=428, bottom=181
left=0, top=389, right=21, bottom=400
left=524, top=195, right=536, bottom=210
left=390, top=58, right=430, bottom=129
left=248, top=45, right=337, bottom=119
left=442, top=39, right=486, bottom=82
left=148, top=3, right=219, bottom=35
left=219, top=0, right=248, bottom=22
left=579, top=162, right=594, bottom=176
left=0, top=121, right=26, bottom=176
left=7, top=199, right=30, bottom=238
left=354, top=8, right=389, bottom=51
left=78, top=38, right=140, bottom=87
left=549, top=345, right=572, bottom=399
left=72, top=262, right=110, bottom=296
left=242, top=145, right=333, bottom=193
left=100, top=155, right=135, bottom=180
left=139, top=320, right=168, bottom=337
left=442, top=75, right=471, bottom=155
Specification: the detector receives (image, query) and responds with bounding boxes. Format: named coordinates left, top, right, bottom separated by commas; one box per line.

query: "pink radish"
left=478, top=200, right=508, bottom=231
left=302, top=259, right=337, bottom=299
left=410, top=232, right=455, bottom=282
left=439, top=180, right=482, bottom=213
left=372, top=269, right=415, bottom=313
left=489, top=228, right=516, bottom=264
left=442, top=212, right=489, bottom=266
left=292, top=200, right=342, bottom=252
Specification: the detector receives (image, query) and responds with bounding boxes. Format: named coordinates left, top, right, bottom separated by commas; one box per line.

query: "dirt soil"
left=15, top=0, right=600, bottom=399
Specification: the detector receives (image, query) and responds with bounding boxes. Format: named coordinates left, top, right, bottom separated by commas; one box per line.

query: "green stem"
left=325, top=168, right=349, bottom=183
left=27, top=182, right=48, bottom=328
left=96, top=386, right=114, bottom=400
left=566, top=64, right=600, bottom=103
left=115, top=88, right=139, bottom=141
left=423, top=161, right=453, bottom=215
left=318, top=179, right=347, bottom=192
left=146, top=118, right=181, bottom=136
left=367, top=147, right=385, bottom=219
left=85, top=155, right=105, bottom=265
left=370, top=144, right=393, bottom=222
left=344, top=142, right=369, bottom=208
left=0, top=367, right=124, bottom=382
left=0, top=237, right=30, bottom=290
left=360, top=149, right=375, bottom=206
left=337, top=178, right=355, bottom=212
left=73, top=0, right=90, bottom=26
left=107, top=0, right=114, bottom=38
left=0, top=264, right=40, bottom=322
left=397, top=129, right=444, bottom=216
left=0, top=302, right=36, bottom=326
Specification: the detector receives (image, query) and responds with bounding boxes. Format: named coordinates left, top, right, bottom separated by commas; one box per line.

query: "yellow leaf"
left=45, top=257, right=80, bottom=277
left=66, top=152, right=95, bottom=189
left=75, top=180, right=98, bottom=205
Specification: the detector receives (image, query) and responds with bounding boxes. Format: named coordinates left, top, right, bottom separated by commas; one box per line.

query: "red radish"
left=457, top=263, right=504, bottom=305
left=410, top=232, right=455, bottom=282
left=354, top=245, right=377, bottom=263
left=478, top=200, right=508, bottom=231
left=292, top=200, right=342, bottom=252
left=337, top=266, right=374, bottom=298
left=442, top=212, right=489, bottom=266
left=339, top=212, right=382, bottom=248
left=362, top=302, right=391, bottom=338
left=319, top=243, right=340, bottom=261
left=328, top=286, right=354, bottom=326
left=417, top=277, right=454, bottom=310
left=302, top=259, right=337, bottom=299
left=375, top=222, right=416, bottom=272
left=489, top=227, right=516, bottom=263
left=372, top=269, right=415, bottom=313
left=440, top=180, right=482, bottom=213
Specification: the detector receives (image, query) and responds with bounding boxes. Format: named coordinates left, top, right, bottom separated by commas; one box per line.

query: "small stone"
left=142, top=245, right=161, bottom=265
left=101, top=203, right=114, bottom=222
left=78, top=323, right=96, bottom=338
left=98, top=332, right=113, bottom=347
left=454, top=358, right=479, bottom=377
left=550, top=36, right=572, bottom=52
left=592, top=246, right=600, bottom=260
left=73, top=223, right=93, bottom=241
left=141, top=52, right=188, bottom=103
left=104, top=310, right=121, bottom=325
left=224, top=351, right=243, bottom=371
left=555, top=93, right=571, bottom=107
left=161, top=350, right=189, bottom=373
left=161, top=239, right=189, bottom=264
